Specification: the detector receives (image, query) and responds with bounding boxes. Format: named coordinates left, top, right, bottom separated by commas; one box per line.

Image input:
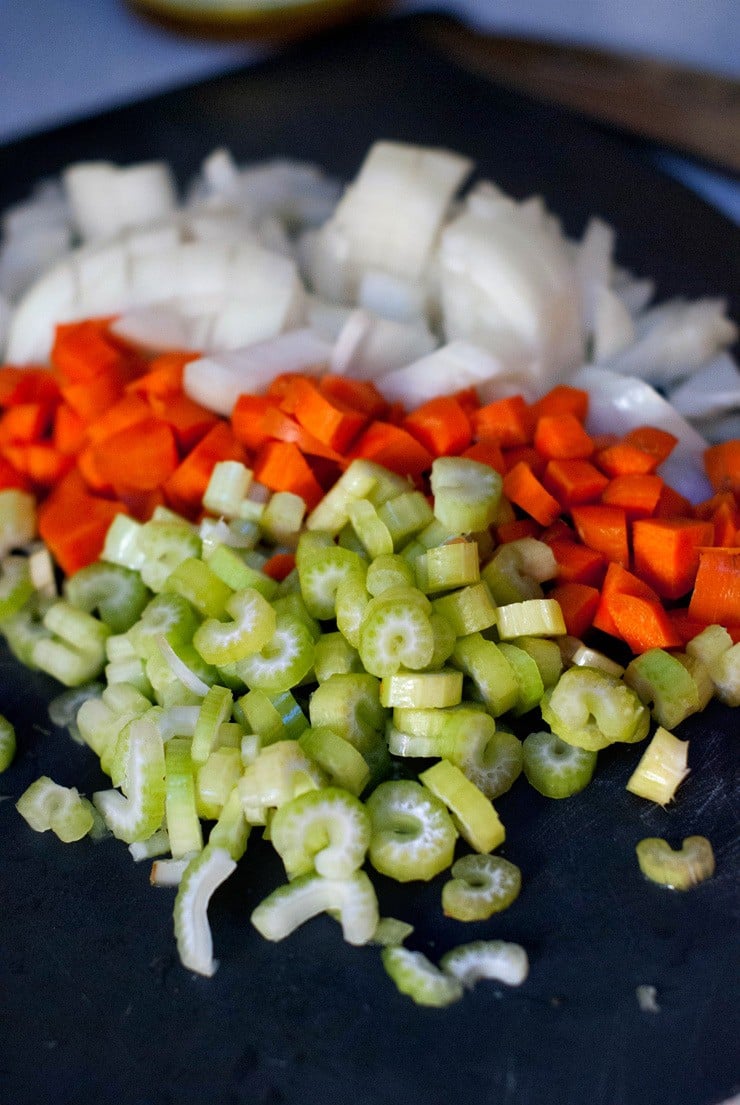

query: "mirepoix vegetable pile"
left=0, top=141, right=737, bottom=1006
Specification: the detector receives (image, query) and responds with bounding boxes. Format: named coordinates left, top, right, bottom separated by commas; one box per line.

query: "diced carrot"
left=570, top=504, right=629, bottom=567
left=77, top=445, right=114, bottom=495
left=280, top=377, right=367, bottom=453
left=531, top=385, right=589, bottom=422
left=38, top=470, right=126, bottom=575
left=608, top=593, right=683, bottom=653
left=91, top=419, right=179, bottom=495
left=549, top=582, right=600, bottom=638
left=502, top=445, right=547, bottom=479
left=402, top=396, right=472, bottom=457
left=667, top=608, right=713, bottom=647
left=164, top=423, right=246, bottom=517
left=632, top=517, right=714, bottom=600
left=709, top=497, right=740, bottom=547
left=0, top=367, right=60, bottom=407
left=1, top=443, right=74, bottom=488
left=496, top=518, right=541, bottom=544
left=262, top=552, right=297, bottom=582
left=542, top=459, right=609, bottom=507
left=51, top=318, right=140, bottom=384
left=502, top=462, right=561, bottom=527
left=704, top=440, right=740, bottom=494
left=352, top=422, right=433, bottom=480
left=622, top=425, right=678, bottom=466
left=0, top=455, right=31, bottom=492
left=85, top=393, right=153, bottom=446
left=688, top=548, right=740, bottom=625
left=117, top=488, right=168, bottom=522
left=319, top=375, right=390, bottom=420
left=252, top=441, right=324, bottom=510
left=60, top=372, right=126, bottom=423
left=533, top=413, right=594, bottom=460
left=148, top=392, right=220, bottom=452
left=260, top=407, right=344, bottom=464
left=266, top=373, right=309, bottom=402
left=460, top=440, right=506, bottom=473
left=126, top=352, right=192, bottom=399
left=231, top=395, right=278, bottom=452
left=653, top=483, right=693, bottom=519
left=593, top=563, right=662, bottom=636
left=452, top=387, right=481, bottom=418
left=53, top=403, right=88, bottom=455
left=0, top=403, right=55, bottom=446
left=594, top=441, right=659, bottom=477
left=473, top=395, right=533, bottom=447
left=547, top=539, right=607, bottom=586
left=601, top=473, right=664, bottom=519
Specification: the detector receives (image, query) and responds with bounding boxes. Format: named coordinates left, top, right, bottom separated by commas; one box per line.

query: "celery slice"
left=238, top=688, right=308, bottom=746
left=193, top=587, right=276, bottom=667
left=297, top=544, right=365, bottom=621
left=191, top=685, right=233, bottom=766
left=381, top=947, right=463, bottom=1007
left=348, top=499, right=394, bottom=559
left=335, top=569, right=369, bottom=648
left=128, top=593, right=202, bottom=663
left=164, top=557, right=232, bottom=620
left=559, top=635, right=624, bottom=677
left=64, top=562, right=151, bottom=634
left=174, top=845, right=237, bottom=976
left=195, top=746, right=243, bottom=820
left=419, top=759, right=505, bottom=853
left=442, top=854, right=521, bottom=921
left=76, top=682, right=152, bottom=769
left=270, top=787, right=371, bottom=879
left=298, top=726, right=370, bottom=797
left=234, top=613, right=315, bottom=694
left=129, top=828, right=171, bottom=862
left=32, top=600, right=110, bottom=686
left=522, top=730, right=597, bottom=798
left=16, top=776, right=94, bottom=842
left=514, top=635, right=563, bottom=689
left=308, top=673, right=386, bottom=754
left=371, top=918, right=415, bottom=947
left=541, top=666, right=650, bottom=751
left=451, top=634, right=518, bottom=716
left=138, top=521, right=202, bottom=593
left=432, top=582, right=498, bottom=636
left=0, top=556, right=34, bottom=622
left=626, top=726, right=690, bottom=806
left=449, top=714, right=523, bottom=800
left=203, top=460, right=253, bottom=518
left=0, top=713, right=16, bottom=772
left=238, top=740, right=326, bottom=816
left=380, top=670, right=463, bottom=709
left=165, top=738, right=204, bottom=858
left=421, top=540, right=480, bottom=594
left=440, top=940, right=529, bottom=988
left=377, top=491, right=434, bottom=548
left=624, top=649, right=703, bottom=729
left=366, top=780, right=457, bottom=882
left=261, top=491, right=306, bottom=546
left=496, top=598, right=566, bottom=640
left=497, top=643, right=545, bottom=716
left=428, top=612, right=457, bottom=670
left=1, top=593, right=54, bottom=668
left=636, top=836, right=715, bottom=890
left=430, top=457, right=502, bottom=534
left=481, top=538, right=557, bottom=605
left=251, top=870, right=379, bottom=946
left=713, top=643, right=740, bottom=707
left=207, top=545, right=278, bottom=600
left=208, top=786, right=250, bottom=861
left=365, top=554, right=415, bottom=597
left=313, top=631, right=362, bottom=682
left=93, top=715, right=166, bottom=843
left=359, top=595, right=434, bottom=677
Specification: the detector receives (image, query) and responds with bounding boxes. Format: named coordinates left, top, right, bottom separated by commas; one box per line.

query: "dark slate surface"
left=0, top=17, right=738, bottom=1105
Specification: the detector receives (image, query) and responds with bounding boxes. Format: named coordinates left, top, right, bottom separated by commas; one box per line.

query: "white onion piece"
left=694, top=411, right=740, bottom=444
left=0, top=294, right=10, bottom=357
left=63, top=161, right=177, bottom=241
left=611, top=269, right=655, bottom=316
left=357, top=270, right=427, bottom=324
left=592, top=285, right=636, bottom=362
left=572, top=365, right=712, bottom=503
left=6, top=261, right=77, bottom=363
left=111, top=304, right=196, bottom=352
left=376, top=340, right=536, bottom=407
left=575, top=217, right=614, bottom=332
left=305, top=295, right=355, bottom=341
left=666, top=353, right=740, bottom=421
left=331, top=310, right=437, bottom=379
left=157, top=635, right=209, bottom=697
left=184, top=328, right=332, bottom=416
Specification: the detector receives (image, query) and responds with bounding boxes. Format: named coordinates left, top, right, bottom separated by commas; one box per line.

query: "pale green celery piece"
left=234, top=613, right=315, bottom=694
left=163, top=557, right=232, bottom=620
left=363, top=465, right=412, bottom=508
left=415, top=518, right=458, bottom=552
left=146, top=643, right=217, bottom=709
left=48, top=683, right=104, bottom=735
left=152, top=857, right=190, bottom=886
left=623, top=649, right=702, bottom=729
left=422, top=540, right=480, bottom=594
left=64, top=562, right=151, bottom=634
left=398, top=538, right=426, bottom=570
left=128, top=592, right=202, bottom=663
left=440, top=940, right=529, bottom=989
left=271, top=593, right=321, bottom=641
left=236, top=500, right=265, bottom=524
left=675, top=653, right=714, bottom=711
left=196, top=746, right=243, bottom=820
left=685, top=624, right=732, bottom=669
left=378, top=490, right=434, bottom=549
left=365, top=554, right=414, bottom=597
left=559, top=635, right=624, bottom=678
left=128, top=827, right=170, bottom=862
left=101, top=515, right=147, bottom=573
left=237, top=740, right=326, bottom=813
left=392, top=702, right=487, bottom=740
left=138, top=522, right=202, bottom=593
left=432, top=582, right=498, bottom=637
left=337, top=521, right=371, bottom=557
left=313, top=632, right=362, bottom=682
left=358, top=595, right=435, bottom=678
left=0, top=489, right=36, bottom=556
left=381, top=947, right=463, bottom=1007
left=193, top=587, right=276, bottom=667
left=299, top=727, right=371, bottom=796
left=93, top=715, right=166, bottom=843
left=240, top=733, right=262, bottom=767
left=366, top=779, right=457, bottom=882
left=541, top=666, right=650, bottom=751
left=270, top=786, right=371, bottom=879
left=636, top=835, right=715, bottom=890
left=106, top=633, right=137, bottom=663
left=522, top=730, right=597, bottom=798
left=216, top=722, right=244, bottom=749
left=428, top=612, right=457, bottom=669
left=430, top=457, right=503, bottom=534
left=151, top=506, right=194, bottom=525
left=515, top=636, right=563, bottom=688
left=209, top=786, right=250, bottom=861
left=448, top=713, right=524, bottom=800
left=33, top=601, right=110, bottom=687
left=191, top=685, right=233, bottom=766
left=110, top=706, right=163, bottom=790
left=297, top=543, right=365, bottom=621
left=261, top=492, right=306, bottom=546
left=0, top=713, right=16, bottom=772
left=380, top=669, right=463, bottom=709
left=251, top=870, right=379, bottom=945
left=238, top=688, right=307, bottom=746
left=105, top=657, right=153, bottom=697
left=451, top=633, right=519, bottom=716
left=274, top=567, right=300, bottom=597
left=335, top=570, right=370, bottom=649
left=348, top=499, right=394, bottom=559
left=174, top=844, right=237, bottom=976
left=419, top=759, right=505, bottom=853
left=714, top=642, right=740, bottom=707
left=496, top=598, right=566, bottom=640
left=156, top=705, right=200, bottom=740
left=16, top=776, right=94, bottom=842
left=385, top=722, right=451, bottom=759
left=497, top=643, right=545, bottom=716
left=0, top=556, right=34, bottom=622
left=308, top=673, right=386, bottom=754
left=76, top=682, right=151, bottom=768
left=442, top=854, right=521, bottom=921
left=1, top=594, right=53, bottom=668
left=371, top=918, right=415, bottom=947
left=481, top=538, right=557, bottom=605
left=626, top=726, right=690, bottom=806
left=305, top=460, right=381, bottom=534
left=165, top=737, right=204, bottom=858
left=203, top=460, right=253, bottom=518
left=207, top=545, right=278, bottom=600
left=295, top=529, right=336, bottom=570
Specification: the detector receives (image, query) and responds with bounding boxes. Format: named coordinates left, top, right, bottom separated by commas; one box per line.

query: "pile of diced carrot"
left=0, top=316, right=737, bottom=653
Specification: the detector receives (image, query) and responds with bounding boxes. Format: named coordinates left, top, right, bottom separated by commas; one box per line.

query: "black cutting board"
left=0, top=17, right=738, bottom=1105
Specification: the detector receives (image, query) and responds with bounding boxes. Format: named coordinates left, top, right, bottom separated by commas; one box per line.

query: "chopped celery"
left=442, top=854, right=521, bottom=921
left=238, top=688, right=307, bottom=746
left=541, top=666, right=650, bottom=751
left=515, top=635, right=563, bottom=688
left=0, top=556, right=34, bottom=622
left=308, top=673, right=385, bottom=754
left=203, top=460, right=253, bottom=518
left=421, top=540, right=480, bottom=594
left=382, top=947, right=463, bottom=1007
left=191, top=685, right=233, bottom=766
left=365, top=554, right=415, bottom=597
left=76, top=682, right=151, bottom=769
left=626, top=726, right=690, bottom=806
left=207, top=545, right=278, bottom=599
left=138, top=521, right=202, bottom=593
left=419, top=759, right=505, bottom=853
left=64, top=562, right=150, bottom=634
left=1, top=593, right=54, bottom=668
left=32, top=600, right=110, bottom=687
left=359, top=593, right=434, bottom=677
left=261, top=491, right=306, bottom=546
left=481, top=538, right=556, bottom=605
left=624, top=649, right=703, bottom=729
left=164, top=557, right=232, bottom=619
left=522, top=730, right=597, bottom=798
left=297, top=543, right=365, bottom=621
left=371, top=917, right=415, bottom=947
left=713, top=643, right=740, bottom=707
left=432, top=582, right=498, bottom=636
left=428, top=612, right=457, bottom=669
left=238, top=740, right=326, bottom=818
left=559, top=635, right=624, bottom=677
left=440, top=940, right=529, bottom=989
left=208, top=786, right=250, bottom=861
left=379, top=669, right=463, bottom=709
left=165, top=738, right=203, bottom=858
left=93, top=714, right=166, bottom=843
left=16, top=776, right=94, bottom=842
left=348, top=499, right=394, bottom=559
left=193, top=587, right=276, bottom=667
left=251, top=870, right=379, bottom=945
left=636, top=836, right=715, bottom=890
left=496, top=598, right=566, bottom=640
left=449, top=713, right=523, bottom=800
left=497, top=643, right=545, bottom=715
left=313, top=631, right=362, bottom=682
left=334, top=569, right=369, bottom=648
left=129, top=828, right=171, bottom=862
left=298, top=727, right=370, bottom=797
left=366, top=780, right=457, bottom=882
left=195, top=746, right=243, bottom=820
left=377, top=491, right=434, bottom=548
left=0, top=713, right=16, bottom=772
left=128, top=592, right=202, bottom=663
left=430, top=457, right=502, bottom=534
left=270, top=787, right=371, bottom=879
left=174, top=845, right=237, bottom=976
left=451, top=634, right=518, bottom=716
left=234, top=613, right=315, bottom=694
left=0, top=489, right=36, bottom=556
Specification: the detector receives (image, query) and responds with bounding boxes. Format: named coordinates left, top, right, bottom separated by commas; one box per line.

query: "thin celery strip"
left=419, top=759, right=505, bottom=853
left=174, top=844, right=237, bottom=976
left=93, top=714, right=166, bottom=843
left=381, top=947, right=463, bottom=1007
left=16, top=776, right=94, bottom=842
left=270, top=787, right=371, bottom=879
left=196, top=746, right=243, bottom=820
left=440, top=940, right=529, bottom=989
left=251, top=870, right=379, bottom=946
left=559, top=635, right=624, bottom=677
left=636, top=836, right=715, bottom=890
left=208, top=787, right=250, bottom=861
left=129, top=828, right=171, bottom=862
left=442, top=855, right=521, bottom=921
left=165, top=738, right=203, bottom=858
left=191, top=685, right=233, bottom=766
left=348, top=499, right=394, bottom=559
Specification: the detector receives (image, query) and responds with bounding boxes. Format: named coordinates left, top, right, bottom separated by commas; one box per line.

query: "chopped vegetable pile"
left=0, top=141, right=737, bottom=1006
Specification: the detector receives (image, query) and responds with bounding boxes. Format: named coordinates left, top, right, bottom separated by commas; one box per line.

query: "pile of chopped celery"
left=0, top=455, right=734, bottom=1005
